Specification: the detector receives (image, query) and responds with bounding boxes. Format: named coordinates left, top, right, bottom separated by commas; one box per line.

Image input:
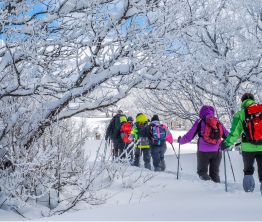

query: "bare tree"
left=138, top=0, right=262, bottom=124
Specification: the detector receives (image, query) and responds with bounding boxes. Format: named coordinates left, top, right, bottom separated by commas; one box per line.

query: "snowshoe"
left=243, top=175, right=255, bottom=192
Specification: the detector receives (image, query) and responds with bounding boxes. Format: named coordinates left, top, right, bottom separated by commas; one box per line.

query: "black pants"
left=197, top=151, right=222, bottom=183
left=151, top=144, right=167, bottom=171
left=242, top=151, right=262, bottom=182
left=133, top=148, right=151, bottom=169
left=112, top=140, right=125, bottom=159
left=120, top=143, right=134, bottom=160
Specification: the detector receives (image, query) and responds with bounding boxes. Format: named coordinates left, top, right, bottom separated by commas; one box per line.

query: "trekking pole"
left=176, top=142, right=181, bottom=180
left=223, top=150, right=228, bottom=192
left=171, top=143, right=182, bottom=171
left=226, top=150, right=236, bottom=182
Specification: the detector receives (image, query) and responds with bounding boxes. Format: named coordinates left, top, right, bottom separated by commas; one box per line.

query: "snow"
left=38, top=151, right=262, bottom=221
left=1, top=118, right=262, bottom=221
left=44, top=148, right=262, bottom=219
left=0, top=209, right=24, bottom=220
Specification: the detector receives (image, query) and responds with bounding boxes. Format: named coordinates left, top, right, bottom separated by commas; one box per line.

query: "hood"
left=241, top=99, right=256, bottom=109
left=199, top=105, right=215, bottom=119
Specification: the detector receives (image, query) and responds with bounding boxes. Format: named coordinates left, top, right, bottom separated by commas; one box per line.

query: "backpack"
left=120, top=122, right=132, bottom=143
left=150, top=124, right=166, bottom=145
left=112, top=114, right=127, bottom=139
left=243, top=104, right=262, bottom=145
left=199, top=117, right=223, bottom=144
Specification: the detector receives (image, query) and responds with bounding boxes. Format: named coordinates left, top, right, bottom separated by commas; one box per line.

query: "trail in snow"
left=2, top=150, right=262, bottom=221
left=38, top=151, right=262, bottom=221
left=2, top=118, right=262, bottom=221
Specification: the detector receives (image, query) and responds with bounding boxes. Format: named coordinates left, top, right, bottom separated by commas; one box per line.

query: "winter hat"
left=151, top=114, right=160, bottom=122
left=199, top=105, right=215, bottom=118
left=135, top=113, right=148, bottom=124
left=120, top=115, right=127, bottom=123
left=127, top=116, right=134, bottom=122
left=241, top=93, right=254, bottom=102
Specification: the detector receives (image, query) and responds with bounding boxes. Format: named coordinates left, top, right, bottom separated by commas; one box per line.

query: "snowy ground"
left=37, top=145, right=262, bottom=221
left=1, top=118, right=262, bottom=221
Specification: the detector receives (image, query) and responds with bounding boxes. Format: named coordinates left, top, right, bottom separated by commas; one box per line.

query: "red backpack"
left=243, top=104, right=262, bottom=145
left=120, top=122, right=132, bottom=143
left=199, top=117, right=223, bottom=144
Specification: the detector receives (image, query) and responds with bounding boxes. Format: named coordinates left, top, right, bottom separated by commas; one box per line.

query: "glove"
left=220, top=141, right=230, bottom=151
left=177, top=136, right=182, bottom=144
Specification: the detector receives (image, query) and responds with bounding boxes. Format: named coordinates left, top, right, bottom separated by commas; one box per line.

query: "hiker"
left=105, top=110, right=127, bottom=160
left=127, top=116, right=134, bottom=123
left=149, top=114, right=173, bottom=171
left=220, top=93, right=262, bottom=193
left=130, top=113, right=151, bottom=170
left=119, top=116, right=134, bottom=160
left=178, top=105, right=229, bottom=182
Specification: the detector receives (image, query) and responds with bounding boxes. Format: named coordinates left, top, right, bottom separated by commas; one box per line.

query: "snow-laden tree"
left=139, top=0, right=262, bottom=123
left=0, top=0, right=157, bottom=151
left=0, top=0, right=158, bottom=211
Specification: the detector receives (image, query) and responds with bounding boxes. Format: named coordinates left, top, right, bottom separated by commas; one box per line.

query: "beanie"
left=151, top=114, right=160, bottom=122
left=241, top=93, right=254, bottom=102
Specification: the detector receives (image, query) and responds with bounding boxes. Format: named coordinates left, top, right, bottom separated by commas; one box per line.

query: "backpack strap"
left=242, top=107, right=250, bottom=142
left=196, top=117, right=205, bottom=138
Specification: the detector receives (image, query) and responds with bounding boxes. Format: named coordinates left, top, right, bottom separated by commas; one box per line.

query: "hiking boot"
left=199, top=174, right=211, bottom=181
left=131, top=156, right=140, bottom=167
left=154, top=167, right=162, bottom=172
left=243, top=175, right=255, bottom=192
left=210, top=174, right=220, bottom=183
left=159, top=159, right=166, bottom=171
left=144, top=163, right=152, bottom=170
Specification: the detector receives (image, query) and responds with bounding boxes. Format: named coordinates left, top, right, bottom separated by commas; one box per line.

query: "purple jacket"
left=179, top=106, right=229, bottom=152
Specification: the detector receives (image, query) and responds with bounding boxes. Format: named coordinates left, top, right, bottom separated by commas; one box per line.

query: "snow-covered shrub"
left=0, top=119, right=87, bottom=210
